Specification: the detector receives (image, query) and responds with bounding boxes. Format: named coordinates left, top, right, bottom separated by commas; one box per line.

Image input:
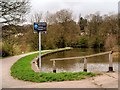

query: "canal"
left=41, top=48, right=119, bottom=72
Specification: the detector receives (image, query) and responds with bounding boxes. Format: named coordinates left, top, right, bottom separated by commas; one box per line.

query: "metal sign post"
left=34, top=22, right=47, bottom=71
left=39, top=31, right=41, bottom=69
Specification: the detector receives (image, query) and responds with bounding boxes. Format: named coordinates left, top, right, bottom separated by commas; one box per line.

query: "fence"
left=50, top=51, right=113, bottom=73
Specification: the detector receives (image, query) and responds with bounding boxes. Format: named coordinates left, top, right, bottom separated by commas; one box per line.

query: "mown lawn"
left=11, top=48, right=96, bottom=82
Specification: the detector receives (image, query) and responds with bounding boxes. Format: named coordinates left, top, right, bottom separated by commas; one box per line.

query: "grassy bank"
left=11, top=47, right=96, bottom=82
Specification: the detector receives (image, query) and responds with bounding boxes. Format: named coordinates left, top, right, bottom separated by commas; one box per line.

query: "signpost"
left=34, top=22, right=47, bottom=71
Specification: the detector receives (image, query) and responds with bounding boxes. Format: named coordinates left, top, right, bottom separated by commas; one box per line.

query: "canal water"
left=41, top=48, right=119, bottom=73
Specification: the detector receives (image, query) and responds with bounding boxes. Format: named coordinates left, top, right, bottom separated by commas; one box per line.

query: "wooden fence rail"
left=50, top=51, right=113, bottom=73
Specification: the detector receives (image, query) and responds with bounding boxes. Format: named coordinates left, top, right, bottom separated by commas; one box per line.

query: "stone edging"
left=31, top=47, right=72, bottom=72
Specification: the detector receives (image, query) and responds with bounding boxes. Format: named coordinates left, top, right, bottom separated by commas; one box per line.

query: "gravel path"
left=1, top=52, right=118, bottom=88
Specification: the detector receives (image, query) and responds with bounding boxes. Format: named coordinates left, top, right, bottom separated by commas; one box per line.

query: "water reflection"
left=41, top=48, right=119, bottom=72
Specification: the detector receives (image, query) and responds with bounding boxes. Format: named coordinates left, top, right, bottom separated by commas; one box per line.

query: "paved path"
left=10, top=72, right=118, bottom=88
left=1, top=52, right=38, bottom=89
left=0, top=59, right=2, bottom=89
left=1, top=52, right=118, bottom=88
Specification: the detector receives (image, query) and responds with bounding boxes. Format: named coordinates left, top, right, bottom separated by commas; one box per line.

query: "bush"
left=105, top=35, right=117, bottom=50
left=56, top=36, right=66, bottom=48
left=89, top=37, right=104, bottom=48
left=0, top=48, right=10, bottom=57
left=1, top=42, right=11, bottom=57
left=78, top=36, right=88, bottom=48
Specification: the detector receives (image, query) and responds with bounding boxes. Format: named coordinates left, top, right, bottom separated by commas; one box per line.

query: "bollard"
left=53, top=60, right=56, bottom=73
left=83, top=57, right=87, bottom=72
left=108, top=51, right=113, bottom=72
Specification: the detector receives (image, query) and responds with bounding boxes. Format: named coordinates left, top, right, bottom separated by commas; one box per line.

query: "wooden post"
left=83, top=57, right=87, bottom=72
left=53, top=60, right=56, bottom=73
left=108, top=51, right=113, bottom=72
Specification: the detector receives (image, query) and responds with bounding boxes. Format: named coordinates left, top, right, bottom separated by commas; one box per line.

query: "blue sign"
left=34, top=23, right=38, bottom=30
left=34, top=22, right=47, bottom=31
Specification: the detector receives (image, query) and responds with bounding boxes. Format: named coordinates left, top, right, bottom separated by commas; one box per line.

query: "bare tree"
left=56, top=9, right=72, bottom=23
left=45, top=9, right=73, bottom=24
left=0, top=0, right=30, bottom=25
left=45, top=11, right=58, bottom=24
left=31, top=12, right=42, bottom=23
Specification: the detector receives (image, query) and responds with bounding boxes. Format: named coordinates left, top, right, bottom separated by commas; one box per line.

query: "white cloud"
left=27, top=0, right=119, bottom=22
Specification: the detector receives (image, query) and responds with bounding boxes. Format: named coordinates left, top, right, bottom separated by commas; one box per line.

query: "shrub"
left=0, top=48, right=10, bottom=57
left=105, top=34, right=117, bottom=50
left=1, top=42, right=11, bottom=57
left=78, top=36, right=88, bottom=48
left=89, top=37, right=104, bottom=48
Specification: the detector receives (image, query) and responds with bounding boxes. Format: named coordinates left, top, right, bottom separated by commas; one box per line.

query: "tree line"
left=1, top=0, right=119, bottom=57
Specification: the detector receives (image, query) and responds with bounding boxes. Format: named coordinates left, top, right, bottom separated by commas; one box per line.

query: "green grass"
left=11, top=48, right=96, bottom=82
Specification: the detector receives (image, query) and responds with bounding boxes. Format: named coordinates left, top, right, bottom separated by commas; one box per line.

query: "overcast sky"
left=27, top=0, right=119, bottom=22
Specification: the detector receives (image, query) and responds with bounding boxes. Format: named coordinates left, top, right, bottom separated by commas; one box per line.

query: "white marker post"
left=39, top=31, right=41, bottom=70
